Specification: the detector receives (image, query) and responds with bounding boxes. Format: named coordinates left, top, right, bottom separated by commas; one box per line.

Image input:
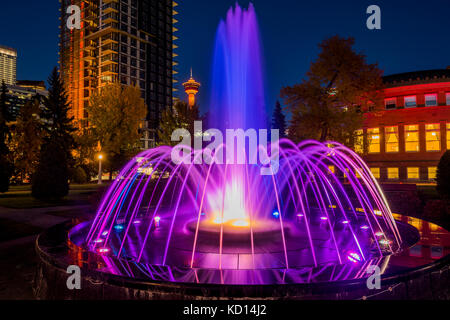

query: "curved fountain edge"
left=33, top=219, right=450, bottom=300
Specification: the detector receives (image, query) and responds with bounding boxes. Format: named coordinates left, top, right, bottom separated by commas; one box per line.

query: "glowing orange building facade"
left=60, top=0, right=179, bottom=146
left=358, top=69, right=450, bottom=182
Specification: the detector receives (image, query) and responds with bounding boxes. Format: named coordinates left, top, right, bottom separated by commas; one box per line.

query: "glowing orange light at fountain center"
left=209, top=181, right=250, bottom=227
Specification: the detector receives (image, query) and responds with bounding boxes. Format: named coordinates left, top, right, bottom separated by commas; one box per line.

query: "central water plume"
left=209, top=3, right=266, bottom=131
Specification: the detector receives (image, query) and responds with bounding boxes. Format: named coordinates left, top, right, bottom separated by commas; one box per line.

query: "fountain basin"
left=33, top=214, right=450, bottom=299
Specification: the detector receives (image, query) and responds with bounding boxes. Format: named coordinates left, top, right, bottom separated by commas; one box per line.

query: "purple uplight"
left=347, top=252, right=362, bottom=263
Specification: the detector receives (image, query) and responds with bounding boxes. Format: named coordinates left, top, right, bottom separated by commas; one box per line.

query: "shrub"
left=437, top=151, right=450, bottom=201
left=71, top=167, right=88, bottom=184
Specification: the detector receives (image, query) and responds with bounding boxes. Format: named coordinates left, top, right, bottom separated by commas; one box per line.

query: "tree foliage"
left=271, top=100, right=287, bottom=138
left=12, top=98, right=43, bottom=182
left=281, top=36, right=384, bottom=146
left=157, top=101, right=201, bottom=147
left=437, top=150, right=450, bottom=201
left=87, top=83, right=147, bottom=175
left=0, top=80, right=13, bottom=193
left=32, top=68, right=76, bottom=200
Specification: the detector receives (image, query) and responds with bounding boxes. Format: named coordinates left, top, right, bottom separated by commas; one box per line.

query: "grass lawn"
left=0, top=183, right=107, bottom=209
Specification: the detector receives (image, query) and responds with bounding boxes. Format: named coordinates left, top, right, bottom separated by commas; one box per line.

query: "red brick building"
left=360, top=68, right=450, bottom=183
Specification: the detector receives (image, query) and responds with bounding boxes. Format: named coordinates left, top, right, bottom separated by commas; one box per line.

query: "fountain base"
left=34, top=215, right=450, bottom=300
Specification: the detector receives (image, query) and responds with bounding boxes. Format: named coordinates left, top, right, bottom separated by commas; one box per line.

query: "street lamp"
left=98, top=154, right=104, bottom=185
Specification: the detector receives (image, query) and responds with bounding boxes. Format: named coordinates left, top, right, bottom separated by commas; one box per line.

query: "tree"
left=281, top=36, right=384, bottom=146
left=32, top=68, right=76, bottom=200
left=88, top=83, right=146, bottom=178
left=157, top=101, right=201, bottom=146
left=437, top=151, right=450, bottom=201
left=12, top=98, right=43, bottom=183
left=271, top=100, right=287, bottom=138
left=73, top=127, right=98, bottom=180
left=0, top=80, right=13, bottom=193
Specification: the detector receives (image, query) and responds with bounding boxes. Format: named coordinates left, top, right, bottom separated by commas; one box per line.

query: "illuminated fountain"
left=71, top=4, right=405, bottom=283
left=37, top=4, right=449, bottom=299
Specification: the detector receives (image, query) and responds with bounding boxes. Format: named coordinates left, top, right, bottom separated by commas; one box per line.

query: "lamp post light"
left=98, top=154, right=104, bottom=185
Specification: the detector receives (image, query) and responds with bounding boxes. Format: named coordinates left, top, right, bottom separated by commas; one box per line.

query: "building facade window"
left=428, top=167, right=437, bottom=181
left=425, top=94, right=438, bottom=107
left=407, top=167, right=420, bottom=180
left=446, top=93, right=450, bottom=106
left=354, top=129, right=364, bottom=154
left=385, top=126, right=399, bottom=153
left=385, top=98, right=396, bottom=110
left=368, top=128, right=380, bottom=153
left=425, top=124, right=441, bottom=152
left=405, top=125, right=420, bottom=152
left=447, top=123, right=450, bottom=150
left=387, top=168, right=399, bottom=180
left=370, top=167, right=380, bottom=179
left=328, top=166, right=335, bottom=174
left=404, top=96, right=417, bottom=108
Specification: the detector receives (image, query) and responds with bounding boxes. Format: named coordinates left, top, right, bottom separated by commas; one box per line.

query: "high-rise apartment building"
left=0, top=45, right=17, bottom=85
left=60, top=0, right=178, bottom=147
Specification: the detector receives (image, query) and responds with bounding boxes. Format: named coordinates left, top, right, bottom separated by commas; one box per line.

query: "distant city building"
left=356, top=68, right=450, bottom=183
left=0, top=45, right=17, bottom=85
left=59, top=0, right=179, bottom=149
left=16, top=80, right=46, bottom=91
left=4, top=82, right=48, bottom=121
left=183, top=69, right=200, bottom=108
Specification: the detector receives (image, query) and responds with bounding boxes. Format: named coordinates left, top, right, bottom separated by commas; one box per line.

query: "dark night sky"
left=1, top=0, right=450, bottom=116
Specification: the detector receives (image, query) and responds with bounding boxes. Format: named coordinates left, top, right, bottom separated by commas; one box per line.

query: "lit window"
left=425, top=94, right=438, bottom=107
left=354, top=129, right=363, bottom=154
left=405, top=125, right=420, bottom=152
left=447, top=123, right=450, bottom=149
left=368, top=128, right=380, bottom=153
left=385, top=126, right=399, bottom=153
left=425, top=124, right=441, bottom=152
left=407, top=167, right=419, bottom=180
left=404, top=96, right=416, bottom=108
left=385, top=98, right=396, bottom=110
left=428, top=167, right=437, bottom=181
left=370, top=167, right=380, bottom=179
left=446, top=93, right=450, bottom=106
left=328, top=166, right=335, bottom=174
left=388, top=168, right=399, bottom=180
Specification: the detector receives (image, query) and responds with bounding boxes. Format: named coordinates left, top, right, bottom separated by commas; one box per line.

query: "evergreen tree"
left=32, top=68, right=76, bottom=200
left=437, top=150, right=450, bottom=201
left=271, top=100, right=287, bottom=138
left=0, top=80, right=13, bottom=193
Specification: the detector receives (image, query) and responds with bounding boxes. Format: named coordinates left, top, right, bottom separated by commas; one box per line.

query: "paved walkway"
left=0, top=204, right=94, bottom=299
